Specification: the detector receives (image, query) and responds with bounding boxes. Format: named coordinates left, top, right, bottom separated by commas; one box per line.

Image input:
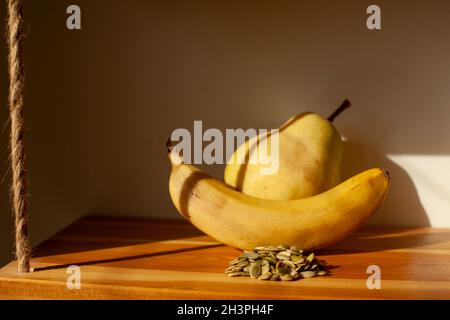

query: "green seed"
left=227, top=271, right=244, bottom=277
left=300, top=271, right=316, bottom=278
left=257, top=273, right=272, bottom=280
left=276, top=253, right=290, bottom=261
left=270, top=273, right=280, bottom=281
left=279, top=250, right=291, bottom=257
left=277, top=267, right=289, bottom=275
left=250, top=262, right=262, bottom=278
left=263, top=256, right=277, bottom=265
left=284, top=260, right=296, bottom=269
left=291, top=255, right=305, bottom=264
left=244, top=251, right=260, bottom=260
left=280, top=274, right=293, bottom=281
left=290, top=246, right=299, bottom=253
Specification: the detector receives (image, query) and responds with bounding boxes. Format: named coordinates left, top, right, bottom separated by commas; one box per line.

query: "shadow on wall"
left=342, top=141, right=429, bottom=227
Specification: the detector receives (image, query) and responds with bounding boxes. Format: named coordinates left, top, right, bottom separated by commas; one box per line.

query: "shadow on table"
left=33, top=243, right=224, bottom=272
left=317, top=226, right=449, bottom=256
left=32, top=215, right=207, bottom=258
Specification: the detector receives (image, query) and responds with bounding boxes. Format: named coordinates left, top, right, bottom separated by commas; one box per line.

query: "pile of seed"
left=225, top=245, right=327, bottom=281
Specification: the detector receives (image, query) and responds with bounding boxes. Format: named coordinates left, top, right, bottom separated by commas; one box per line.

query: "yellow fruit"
left=224, top=100, right=351, bottom=200
left=168, top=148, right=390, bottom=251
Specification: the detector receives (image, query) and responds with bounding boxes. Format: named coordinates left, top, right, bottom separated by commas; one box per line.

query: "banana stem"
left=166, top=137, right=175, bottom=153
left=327, top=99, right=351, bottom=122
left=167, top=137, right=184, bottom=167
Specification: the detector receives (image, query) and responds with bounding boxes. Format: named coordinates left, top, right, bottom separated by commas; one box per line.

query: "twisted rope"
left=6, top=0, right=30, bottom=273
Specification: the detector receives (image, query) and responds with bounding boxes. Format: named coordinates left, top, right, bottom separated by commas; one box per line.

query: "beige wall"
left=2, top=0, right=450, bottom=266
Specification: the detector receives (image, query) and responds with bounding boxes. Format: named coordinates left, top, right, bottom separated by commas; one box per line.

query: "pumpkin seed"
left=279, top=250, right=291, bottom=257
left=291, top=255, right=305, bottom=264
left=280, top=274, right=293, bottom=281
left=261, top=264, right=270, bottom=275
left=284, top=260, right=296, bottom=269
left=250, top=262, right=262, bottom=278
left=276, top=253, right=290, bottom=261
left=306, top=253, right=315, bottom=263
left=290, top=246, right=299, bottom=252
left=228, top=255, right=246, bottom=265
left=257, top=273, right=272, bottom=280
left=263, top=256, right=277, bottom=265
left=225, top=266, right=243, bottom=273
left=277, top=267, right=289, bottom=275
left=300, top=271, right=316, bottom=278
left=227, top=271, right=245, bottom=277
left=270, top=273, right=280, bottom=281
left=244, top=251, right=260, bottom=260
left=255, top=246, right=279, bottom=252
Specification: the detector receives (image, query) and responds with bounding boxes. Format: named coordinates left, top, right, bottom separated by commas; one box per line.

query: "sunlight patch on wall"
left=387, top=155, right=450, bottom=227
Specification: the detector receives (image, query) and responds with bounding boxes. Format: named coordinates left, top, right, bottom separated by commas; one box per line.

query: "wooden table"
left=1, top=216, right=449, bottom=299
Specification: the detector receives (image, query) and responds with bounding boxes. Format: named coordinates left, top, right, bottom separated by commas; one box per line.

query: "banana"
left=168, top=149, right=390, bottom=251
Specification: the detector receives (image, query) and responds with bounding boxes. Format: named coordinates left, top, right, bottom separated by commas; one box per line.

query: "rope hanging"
left=6, top=0, right=31, bottom=273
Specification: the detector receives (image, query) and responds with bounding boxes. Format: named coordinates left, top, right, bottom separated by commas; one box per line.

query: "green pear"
left=224, top=100, right=349, bottom=200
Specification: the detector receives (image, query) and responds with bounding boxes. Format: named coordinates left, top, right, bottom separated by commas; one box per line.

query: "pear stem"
left=327, top=99, right=351, bottom=122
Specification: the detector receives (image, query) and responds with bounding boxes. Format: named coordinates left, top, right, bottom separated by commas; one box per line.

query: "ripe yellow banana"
left=168, top=150, right=390, bottom=251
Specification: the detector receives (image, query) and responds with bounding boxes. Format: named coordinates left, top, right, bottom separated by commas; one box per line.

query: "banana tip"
left=167, top=139, right=183, bottom=167
left=166, top=137, right=174, bottom=153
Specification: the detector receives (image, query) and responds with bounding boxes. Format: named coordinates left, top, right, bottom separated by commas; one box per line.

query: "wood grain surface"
left=1, top=216, right=450, bottom=299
